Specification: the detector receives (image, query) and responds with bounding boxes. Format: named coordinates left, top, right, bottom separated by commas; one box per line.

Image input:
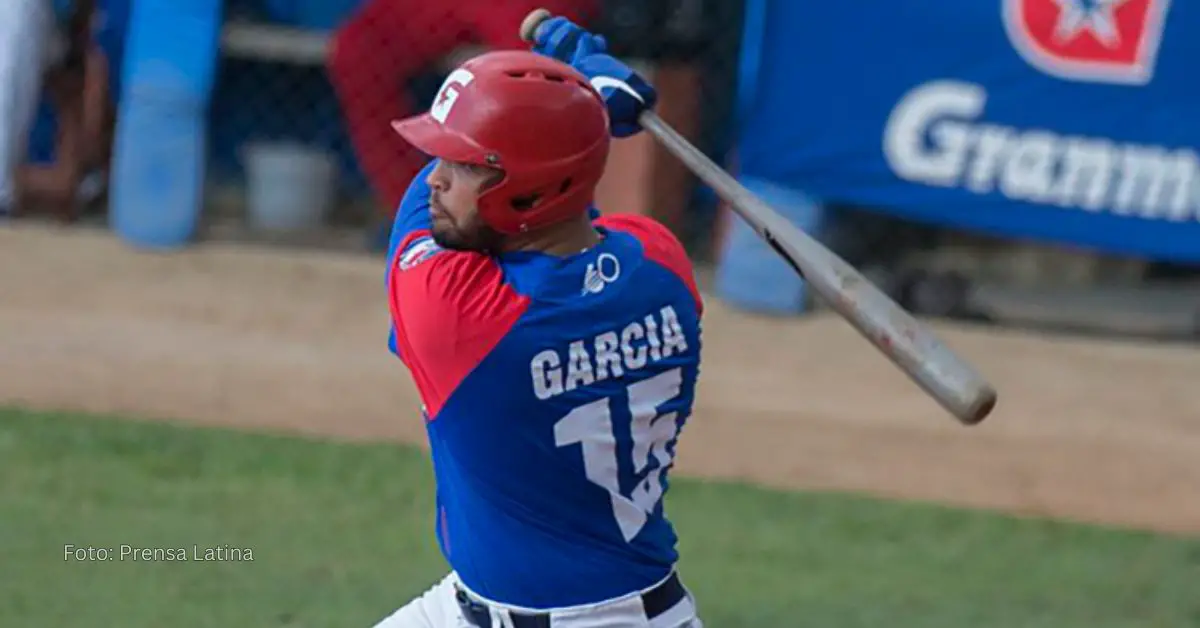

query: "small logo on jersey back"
left=582, top=253, right=621, bottom=295
left=398, top=236, right=442, bottom=271
left=1002, top=0, right=1172, bottom=85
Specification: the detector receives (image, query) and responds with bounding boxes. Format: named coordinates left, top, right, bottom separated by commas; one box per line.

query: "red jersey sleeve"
left=387, top=230, right=530, bottom=417
left=595, top=214, right=704, bottom=314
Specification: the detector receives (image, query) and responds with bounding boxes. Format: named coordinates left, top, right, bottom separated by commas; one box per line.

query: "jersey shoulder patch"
left=398, top=234, right=443, bottom=271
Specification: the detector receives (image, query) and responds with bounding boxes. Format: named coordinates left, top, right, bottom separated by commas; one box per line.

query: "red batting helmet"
left=392, top=50, right=610, bottom=235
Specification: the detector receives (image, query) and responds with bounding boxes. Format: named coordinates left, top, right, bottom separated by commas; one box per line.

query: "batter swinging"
left=373, top=17, right=705, bottom=628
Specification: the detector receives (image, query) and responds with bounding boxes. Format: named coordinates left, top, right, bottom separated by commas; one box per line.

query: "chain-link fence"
left=215, top=0, right=744, bottom=249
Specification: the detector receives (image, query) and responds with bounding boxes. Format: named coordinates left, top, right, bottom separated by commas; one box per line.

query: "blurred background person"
left=0, top=0, right=56, bottom=217
left=19, top=0, right=129, bottom=222
left=326, top=0, right=598, bottom=227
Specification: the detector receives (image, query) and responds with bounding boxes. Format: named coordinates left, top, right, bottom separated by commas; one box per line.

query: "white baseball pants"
left=372, top=572, right=704, bottom=628
left=0, top=0, right=55, bottom=209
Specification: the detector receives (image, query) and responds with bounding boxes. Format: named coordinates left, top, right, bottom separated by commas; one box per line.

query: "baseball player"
left=374, top=18, right=705, bottom=628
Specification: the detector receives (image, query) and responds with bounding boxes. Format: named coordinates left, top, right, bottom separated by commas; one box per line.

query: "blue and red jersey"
left=385, top=161, right=704, bottom=609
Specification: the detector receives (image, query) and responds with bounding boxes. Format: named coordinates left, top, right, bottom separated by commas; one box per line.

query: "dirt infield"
left=2, top=224, right=1198, bottom=534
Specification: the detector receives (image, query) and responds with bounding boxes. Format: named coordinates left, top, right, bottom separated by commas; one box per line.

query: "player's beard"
left=431, top=212, right=505, bottom=254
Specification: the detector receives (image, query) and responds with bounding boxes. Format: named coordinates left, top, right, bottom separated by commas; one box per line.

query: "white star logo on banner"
left=1053, top=0, right=1130, bottom=48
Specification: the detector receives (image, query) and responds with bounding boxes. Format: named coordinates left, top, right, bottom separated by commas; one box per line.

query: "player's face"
left=426, top=159, right=505, bottom=253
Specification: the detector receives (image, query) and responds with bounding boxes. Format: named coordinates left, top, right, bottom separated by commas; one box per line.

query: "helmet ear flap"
left=510, top=192, right=543, bottom=212
left=511, top=175, right=582, bottom=215
left=511, top=177, right=574, bottom=211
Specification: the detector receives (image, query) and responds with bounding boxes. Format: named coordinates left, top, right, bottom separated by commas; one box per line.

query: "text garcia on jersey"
left=531, top=305, right=689, bottom=401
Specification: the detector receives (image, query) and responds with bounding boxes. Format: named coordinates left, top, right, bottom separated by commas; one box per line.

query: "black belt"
left=455, top=572, right=687, bottom=628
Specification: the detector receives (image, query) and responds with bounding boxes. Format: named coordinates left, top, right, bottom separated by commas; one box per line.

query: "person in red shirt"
left=327, top=0, right=597, bottom=221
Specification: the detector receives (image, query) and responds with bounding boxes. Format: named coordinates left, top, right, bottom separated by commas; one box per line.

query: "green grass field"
left=1, top=407, right=1197, bottom=628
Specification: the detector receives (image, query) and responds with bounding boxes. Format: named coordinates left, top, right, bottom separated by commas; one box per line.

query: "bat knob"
left=520, top=8, right=553, bottom=42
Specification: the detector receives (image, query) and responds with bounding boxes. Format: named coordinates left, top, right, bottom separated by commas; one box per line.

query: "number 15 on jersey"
left=554, top=367, right=685, bottom=542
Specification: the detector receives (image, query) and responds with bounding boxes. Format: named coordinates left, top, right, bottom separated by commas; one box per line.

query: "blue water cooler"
left=108, top=0, right=223, bottom=249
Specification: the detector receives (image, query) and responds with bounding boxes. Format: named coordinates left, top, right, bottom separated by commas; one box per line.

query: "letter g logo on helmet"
left=430, top=69, right=476, bottom=124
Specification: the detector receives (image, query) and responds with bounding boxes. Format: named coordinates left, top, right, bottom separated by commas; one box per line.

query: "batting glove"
left=531, top=17, right=657, bottom=139
left=531, top=16, right=607, bottom=65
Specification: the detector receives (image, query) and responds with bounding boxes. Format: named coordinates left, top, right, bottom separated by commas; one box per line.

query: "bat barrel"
left=640, top=113, right=998, bottom=425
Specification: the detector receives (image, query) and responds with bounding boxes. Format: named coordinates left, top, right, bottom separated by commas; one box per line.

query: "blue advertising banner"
left=736, top=0, right=1200, bottom=262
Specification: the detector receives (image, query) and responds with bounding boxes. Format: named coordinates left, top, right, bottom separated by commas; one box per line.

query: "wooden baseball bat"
left=519, top=10, right=998, bottom=425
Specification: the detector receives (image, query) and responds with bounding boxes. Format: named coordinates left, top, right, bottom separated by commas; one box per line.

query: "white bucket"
left=242, top=142, right=337, bottom=232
